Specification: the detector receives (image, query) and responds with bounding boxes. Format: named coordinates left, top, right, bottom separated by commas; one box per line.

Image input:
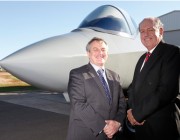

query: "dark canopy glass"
left=77, top=5, right=138, bottom=36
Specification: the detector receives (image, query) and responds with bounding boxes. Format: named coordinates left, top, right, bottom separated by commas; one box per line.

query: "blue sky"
left=0, top=1, right=180, bottom=60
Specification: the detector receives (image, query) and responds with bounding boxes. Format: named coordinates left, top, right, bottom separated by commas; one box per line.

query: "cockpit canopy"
left=77, top=5, right=138, bottom=37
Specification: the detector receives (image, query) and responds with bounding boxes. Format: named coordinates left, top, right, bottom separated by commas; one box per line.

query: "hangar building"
left=159, top=10, right=180, bottom=47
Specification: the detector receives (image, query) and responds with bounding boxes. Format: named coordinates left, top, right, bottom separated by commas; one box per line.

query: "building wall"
left=159, top=11, right=180, bottom=47
left=159, top=11, right=180, bottom=31
left=163, top=30, right=180, bottom=47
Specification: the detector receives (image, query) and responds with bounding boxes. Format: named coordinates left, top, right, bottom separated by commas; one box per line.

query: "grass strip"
left=0, top=86, right=40, bottom=92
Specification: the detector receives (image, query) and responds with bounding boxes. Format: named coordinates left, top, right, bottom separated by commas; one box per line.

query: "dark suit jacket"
left=67, top=63, right=127, bottom=140
left=128, top=42, right=180, bottom=140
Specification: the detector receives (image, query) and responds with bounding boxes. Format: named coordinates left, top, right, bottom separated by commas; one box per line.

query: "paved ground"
left=0, top=91, right=70, bottom=115
left=0, top=90, right=136, bottom=140
left=0, top=91, right=179, bottom=140
left=0, top=91, right=70, bottom=140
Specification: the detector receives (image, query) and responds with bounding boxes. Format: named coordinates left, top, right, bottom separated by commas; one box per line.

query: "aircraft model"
left=0, top=5, right=146, bottom=95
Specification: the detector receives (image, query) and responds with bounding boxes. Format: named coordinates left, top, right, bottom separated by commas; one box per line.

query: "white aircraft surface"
left=0, top=5, right=146, bottom=93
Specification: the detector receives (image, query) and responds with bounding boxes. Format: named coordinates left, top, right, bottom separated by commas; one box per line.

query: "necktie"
left=97, top=69, right=112, bottom=104
left=145, top=52, right=151, bottom=62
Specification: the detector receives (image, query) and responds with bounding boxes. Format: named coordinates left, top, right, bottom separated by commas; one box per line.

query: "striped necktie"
left=97, top=69, right=112, bottom=104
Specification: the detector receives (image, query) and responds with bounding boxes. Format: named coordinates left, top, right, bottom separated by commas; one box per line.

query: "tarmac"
left=0, top=90, right=70, bottom=140
left=0, top=90, right=135, bottom=140
left=0, top=90, right=179, bottom=140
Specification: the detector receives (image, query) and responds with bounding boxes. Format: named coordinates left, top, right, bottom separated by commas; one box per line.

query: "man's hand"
left=127, top=109, right=145, bottom=125
left=103, top=120, right=121, bottom=139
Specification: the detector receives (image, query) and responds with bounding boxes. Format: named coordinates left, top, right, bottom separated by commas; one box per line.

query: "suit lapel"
left=135, top=42, right=164, bottom=91
left=132, top=54, right=145, bottom=93
left=106, top=70, right=114, bottom=108
left=105, top=69, right=113, bottom=98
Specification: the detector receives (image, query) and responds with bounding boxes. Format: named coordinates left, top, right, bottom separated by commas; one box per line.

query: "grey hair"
left=86, top=37, right=108, bottom=52
left=139, top=17, right=164, bottom=31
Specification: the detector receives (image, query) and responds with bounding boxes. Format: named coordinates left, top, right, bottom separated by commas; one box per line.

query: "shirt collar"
left=90, top=62, right=105, bottom=73
left=148, top=44, right=157, bottom=53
